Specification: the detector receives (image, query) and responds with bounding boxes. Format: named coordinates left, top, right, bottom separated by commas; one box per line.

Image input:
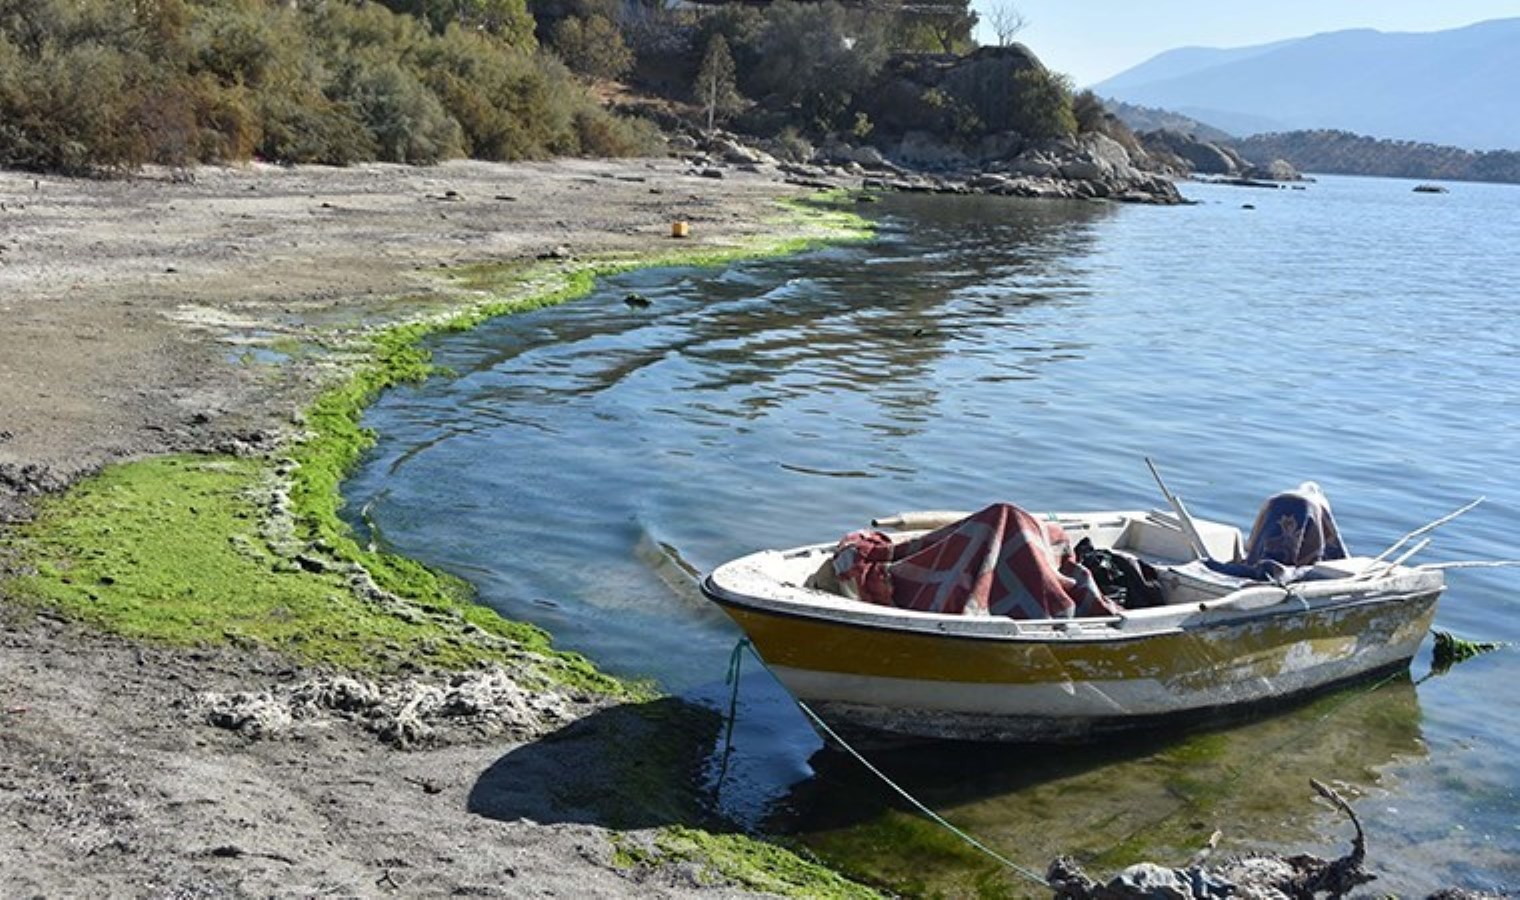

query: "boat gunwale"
left=701, top=547, right=1445, bottom=648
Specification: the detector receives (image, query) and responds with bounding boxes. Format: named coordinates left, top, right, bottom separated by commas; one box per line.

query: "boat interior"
left=778, top=509, right=1392, bottom=618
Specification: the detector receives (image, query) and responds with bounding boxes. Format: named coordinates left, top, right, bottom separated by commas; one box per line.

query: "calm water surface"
left=346, top=176, right=1520, bottom=894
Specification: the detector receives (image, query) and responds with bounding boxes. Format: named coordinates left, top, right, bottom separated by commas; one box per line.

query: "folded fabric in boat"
left=833, top=503, right=1123, bottom=619
left=1203, top=481, right=1351, bottom=583
left=1244, top=481, right=1348, bottom=566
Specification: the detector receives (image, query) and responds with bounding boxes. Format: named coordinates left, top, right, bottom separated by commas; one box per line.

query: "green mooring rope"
left=724, top=638, right=1050, bottom=889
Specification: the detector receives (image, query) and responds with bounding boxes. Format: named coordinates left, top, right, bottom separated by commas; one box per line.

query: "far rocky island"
left=1105, top=100, right=1520, bottom=186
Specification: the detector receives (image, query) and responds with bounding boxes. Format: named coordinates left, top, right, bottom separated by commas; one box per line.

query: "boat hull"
left=709, top=581, right=1440, bottom=743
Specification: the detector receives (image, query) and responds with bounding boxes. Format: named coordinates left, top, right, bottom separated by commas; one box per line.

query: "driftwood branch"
left=1048, top=779, right=1376, bottom=900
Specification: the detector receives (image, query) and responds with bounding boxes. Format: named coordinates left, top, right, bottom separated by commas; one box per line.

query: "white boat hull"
left=703, top=511, right=1445, bottom=743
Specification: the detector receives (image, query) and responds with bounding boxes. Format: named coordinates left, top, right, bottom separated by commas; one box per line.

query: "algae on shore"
left=0, top=192, right=875, bottom=894
left=3, top=193, right=870, bottom=683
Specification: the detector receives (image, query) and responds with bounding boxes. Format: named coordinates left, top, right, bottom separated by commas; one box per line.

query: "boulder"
left=1140, top=130, right=1242, bottom=176
left=1060, top=158, right=1109, bottom=182
left=1256, top=158, right=1301, bottom=181
left=1218, top=144, right=1252, bottom=174
left=1080, top=132, right=1140, bottom=180
left=711, top=138, right=776, bottom=167
left=967, top=172, right=1011, bottom=190
left=850, top=145, right=892, bottom=169
left=974, top=131, right=1025, bottom=163
left=1008, top=152, right=1061, bottom=178
left=817, top=140, right=894, bottom=170
left=754, top=133, right=814, bottom=164
left=892, top=131, right=970, bottom=170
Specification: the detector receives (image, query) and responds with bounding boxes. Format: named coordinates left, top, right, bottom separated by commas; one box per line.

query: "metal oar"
left=1417, top=560, right=1520, bottom=571
left=1355, top=538, right=1432, bottom=581
left=1364, top=497, right=1485, bottom=569
left=1145, top=457, right=1211, bottom=560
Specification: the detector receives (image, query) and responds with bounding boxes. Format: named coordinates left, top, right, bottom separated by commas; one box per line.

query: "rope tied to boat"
left=724, top=637, right=1052, bottom=890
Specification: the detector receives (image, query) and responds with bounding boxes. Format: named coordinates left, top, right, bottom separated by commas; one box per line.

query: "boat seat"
left=1156, top=560, right=1256, bottom=606
left=1115, top=513, right=1244, bottom=564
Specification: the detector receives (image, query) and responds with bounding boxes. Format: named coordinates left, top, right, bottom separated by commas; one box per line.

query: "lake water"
left=344, top=175, right=1519, bottom=895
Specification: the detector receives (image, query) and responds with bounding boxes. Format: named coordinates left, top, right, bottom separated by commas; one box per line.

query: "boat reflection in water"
left=765, top=675, right=1426, bottom=896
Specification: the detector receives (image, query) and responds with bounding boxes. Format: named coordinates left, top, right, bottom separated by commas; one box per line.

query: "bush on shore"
left=0, top=0, right=660, bottom=174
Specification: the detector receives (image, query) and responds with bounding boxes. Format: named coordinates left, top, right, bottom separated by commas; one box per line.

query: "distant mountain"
left=1094, top=38, right=1297, bottom=95
left=1093, top=18, right=1520, bottom=151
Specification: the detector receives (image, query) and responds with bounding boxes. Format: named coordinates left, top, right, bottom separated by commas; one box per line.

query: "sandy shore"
left=0, top=159, right=846, bottom=896
left=0, top=158, right=814, bottom=519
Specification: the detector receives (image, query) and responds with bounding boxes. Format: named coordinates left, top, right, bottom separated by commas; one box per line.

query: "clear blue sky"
left=971, top=1, right=1520, bottom=86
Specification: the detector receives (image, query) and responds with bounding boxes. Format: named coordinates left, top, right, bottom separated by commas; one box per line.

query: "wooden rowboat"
left=702, top=509, right=1444, bottom=743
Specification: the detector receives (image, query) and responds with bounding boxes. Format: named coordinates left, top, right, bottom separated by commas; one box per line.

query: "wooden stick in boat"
left=1144, top=457, right=1211, bottom=560
left=1366, top=497, right=1485, bottom=567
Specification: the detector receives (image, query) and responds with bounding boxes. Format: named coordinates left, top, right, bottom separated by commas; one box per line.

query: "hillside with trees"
left=0, top=0, right=656, bottom=173
left=1235, top=130, right=1520, bottom=185
left=0, top=0, right=1150, bottom=182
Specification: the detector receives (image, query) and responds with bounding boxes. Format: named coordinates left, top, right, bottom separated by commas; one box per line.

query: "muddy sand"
left=0, top=159, right=835, bottom=897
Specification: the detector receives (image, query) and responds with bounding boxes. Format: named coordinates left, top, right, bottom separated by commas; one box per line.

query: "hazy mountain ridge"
left=1092, top=37, right=1297, bottom=95
left=1094, top=18, right=1520, bottom=151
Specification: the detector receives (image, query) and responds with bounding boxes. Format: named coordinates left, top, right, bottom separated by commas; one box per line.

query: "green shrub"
left=374, top=0, right=535, bottom=48
left=255, top=86, right=376, bottom=165
left=550, top=14, right=633, bottom=81
left=888, top=4, right=976, bottom=54
left=693, top=4, right=765, bottom=66
left=190, top=3, right=294, bottom=88
left=0, top=0, right=656, bottom=172
left=332, top=57, right=464, bottom=163
left=1008, top=68, right=1076, bottom=138
left=527, top=0, right=620, bottom=42
left=3, top=43, right=147, bottom=173
left=191, top=77, right=259, bottom=162
left=573, top=106, right=664, bottom=156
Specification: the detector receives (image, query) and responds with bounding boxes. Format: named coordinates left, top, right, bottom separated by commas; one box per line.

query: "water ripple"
left=347, top=178, right=1520, bottom=893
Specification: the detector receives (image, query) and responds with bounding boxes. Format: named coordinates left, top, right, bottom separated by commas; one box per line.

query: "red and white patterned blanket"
left=832, top=503, right=1122, bottom=619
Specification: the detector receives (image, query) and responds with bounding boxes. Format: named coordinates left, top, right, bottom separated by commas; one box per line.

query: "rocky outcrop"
left=1258, top=158, right=1301, bottom=181
left=1140, top=129, right=1301, bottom=183
left=671, top=127, right=1183, bottom=204
left=863, top=45, right=1048, bottom=138
left=1142, top=129, right=1245, bottom=175
left=665, top=40, right=1188, bottom=205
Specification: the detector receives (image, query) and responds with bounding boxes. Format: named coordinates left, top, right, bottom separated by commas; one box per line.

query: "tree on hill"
left=985, top=1, right=1027, bottom=47
left=695, top=33, right=740, bottom=133
left=550, top=13, right=633, bottom=81
left=888, top=0, right=978, bottom=54
left=745, top=1, right=888, bottom=132
left=374, top=0, right=535, bottom=46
